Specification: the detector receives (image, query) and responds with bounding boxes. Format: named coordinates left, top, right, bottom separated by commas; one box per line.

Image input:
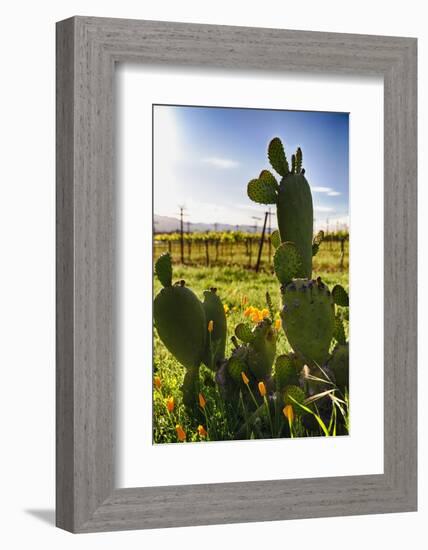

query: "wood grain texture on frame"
left=56, top=16, right=417, bottom=533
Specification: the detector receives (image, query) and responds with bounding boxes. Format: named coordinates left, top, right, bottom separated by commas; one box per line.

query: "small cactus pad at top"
left=268, top=137, right=289, bottom=176
left=295, top=147, right=303, bottom=173
left=332, top=284, right=349, bottom=307
left=274, top=241, right=304, bottom=285
left=259, top=169, right=279, bottom=190
left=201, top=288, right=227, bottom=370
left=155, top=252, right=173, bottom=287
left=153, top=284, right=206, bottom=369
left=247, top=178, right=278, bottom=205
left=281, top=278, right=335, bottom=367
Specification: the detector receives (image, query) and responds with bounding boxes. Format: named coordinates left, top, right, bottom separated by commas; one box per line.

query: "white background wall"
left=0, top=1, right=425, bottom=548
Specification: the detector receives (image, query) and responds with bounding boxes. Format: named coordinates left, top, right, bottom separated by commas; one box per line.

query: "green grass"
left=153, top=248, right=349, bottom=444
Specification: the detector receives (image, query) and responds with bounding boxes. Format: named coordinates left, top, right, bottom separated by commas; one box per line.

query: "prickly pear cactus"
left=332, top=284, right=349, bottom=307
left=273, top=241, right=304, bottom=285
left=154, top=252, right=173, bottom=287
left=247, top=137, right=314, bottom=278
left=276, top=172, right=313, bottom=279
left=283, top=384, right=306, bottom=411
left=275, top=353, right=302, bottom=391
left=201, top=288, right=227, bottom=370
left=281, top=277, right=335, bottom=366
left=153, top=253, right=206, bottom=369
left=269, top=138, right=314, bottom=279
left=215, top=345, right=247, bottom=403
left=333, top=315, right=347, bottom=345
left=312, top=230, right=325, bottom=257
left=246, top=318, right=277, bottom=380
left=328, top=343, right=349, bottom=393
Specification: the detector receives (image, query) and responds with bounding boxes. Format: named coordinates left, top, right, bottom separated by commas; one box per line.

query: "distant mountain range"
left=153, top=214, right=349, bottom=234
left=153, top=214, right=261, bottom=234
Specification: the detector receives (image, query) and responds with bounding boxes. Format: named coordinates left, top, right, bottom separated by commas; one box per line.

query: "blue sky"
left=153, top=105, right=349, bottom=231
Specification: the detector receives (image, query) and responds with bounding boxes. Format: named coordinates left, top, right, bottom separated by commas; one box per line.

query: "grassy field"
left=153, top=242, right=349, bottom=444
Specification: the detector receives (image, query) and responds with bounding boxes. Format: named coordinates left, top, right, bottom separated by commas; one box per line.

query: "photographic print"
left=152, top=105, right=349, bottom=444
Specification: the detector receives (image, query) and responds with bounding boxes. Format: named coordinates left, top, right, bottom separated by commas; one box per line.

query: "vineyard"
left=154, top=230, right=349, bottom=272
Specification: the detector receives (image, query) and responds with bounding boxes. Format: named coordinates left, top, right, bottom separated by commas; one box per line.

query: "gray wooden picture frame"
left=56, top=16, right=417, bottom=533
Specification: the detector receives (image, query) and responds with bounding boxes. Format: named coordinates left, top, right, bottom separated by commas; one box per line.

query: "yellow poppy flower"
left=166, top=396, right=174, bottom=412
left=245, top=306, right=257, bottom=317
left=258, top=381, right=267, bottom=397
left=283, top=404, right=294, bottom=423
left=199, top=393, right=206, bottom=409
left=274, top=318, right=282, bottom=330
left=197, top=425, right=208, bottom=438
left=223, top=304, right=230, bottom=314
left=207, top=320, right=214, bottom=332
left=176, top=424, right=186, bottom=442
left=241, top=371, right=250, bottom=385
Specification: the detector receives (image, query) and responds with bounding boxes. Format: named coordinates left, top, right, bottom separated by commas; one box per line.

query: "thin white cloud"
left=311, top=186, right=331, bottom=193
left=202, top=156, right=239, bottom=169
left=311, top=185, right=341, bottom=197
left=315, top=206, right=334, bottom=213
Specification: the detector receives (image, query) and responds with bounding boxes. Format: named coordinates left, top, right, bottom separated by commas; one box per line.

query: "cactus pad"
left=155, top=252, right=172, bottom=287
left=332, top=284, right=349, bottom=307
left=180, top=366, right=201, bottom=411
left=283, top=385, right=306, bottom=414
left=281, top=278, right=335, bottom=366
left=275, top=354, right=300, bottom=390
left=235, top=323, right=254, bottom=343
left=247, top=318, right=277, bottom=380
left=295, top=147, right=303, bottom=173
left=328, top=343, right=349, bottom=393
left=259, top=169, right=279, bottom=190
left=333, top=315, right=346, bottom=345
left=274, top=241, right=303, bottom=285
left=277, top=173, right=314, bottom=278
left=268, top=137, right=289, bottom=176
left=227, top=349, right=248, bottom=384
left=202, top=288, right=227, bottom=370
left=154, top=285, right=206, bottom=369
left=312, top=231, right=325, bottom=257
left=247, top=178, right=278, bottom=205
left=265, top=291, right=275, bottom=320
left=271, top=230, right=281, bottom=249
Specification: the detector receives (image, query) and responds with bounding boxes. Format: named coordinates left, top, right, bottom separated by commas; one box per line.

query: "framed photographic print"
left=56, top=17, right=417, bottom=532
